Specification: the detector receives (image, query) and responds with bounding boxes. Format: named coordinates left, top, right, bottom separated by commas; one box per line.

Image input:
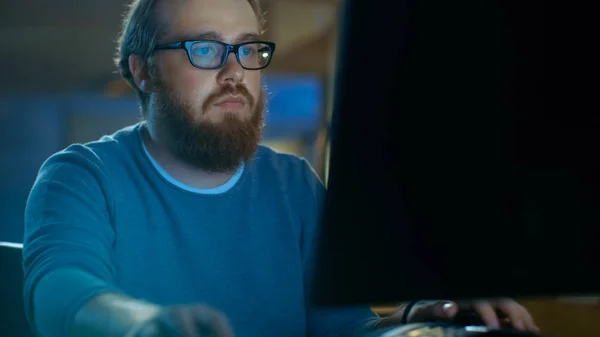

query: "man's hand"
left=127, top=304, right=234, bottom=337
left=379, top=299, right=539, bottom=334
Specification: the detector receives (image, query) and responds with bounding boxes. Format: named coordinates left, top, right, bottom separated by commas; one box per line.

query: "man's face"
left=148, top=0, right=266, bottom=173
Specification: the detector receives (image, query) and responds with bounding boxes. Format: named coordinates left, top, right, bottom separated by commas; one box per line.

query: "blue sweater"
left=23, top=123, right=379, bottom=337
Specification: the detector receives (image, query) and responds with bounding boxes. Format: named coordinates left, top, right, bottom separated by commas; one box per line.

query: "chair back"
left=0, top=242, right=35, bottom=337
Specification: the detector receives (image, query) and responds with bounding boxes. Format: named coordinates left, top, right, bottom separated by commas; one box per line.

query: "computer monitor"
left=313, top=0, right=599, bottom=306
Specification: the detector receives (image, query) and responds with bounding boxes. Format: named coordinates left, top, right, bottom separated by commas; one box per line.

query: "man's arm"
left=23, top=146, right=155, bottom=337
left=297, top=159, right=381, bottom=337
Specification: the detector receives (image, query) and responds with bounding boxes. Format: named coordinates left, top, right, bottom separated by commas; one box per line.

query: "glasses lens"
left=238, top=43, right=273, bottom=69
left=190, top=41, right=226, bottom=69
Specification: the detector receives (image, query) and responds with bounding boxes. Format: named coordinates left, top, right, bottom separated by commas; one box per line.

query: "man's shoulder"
left=254, top=144, right=305, bottom=165
left=253, top=145, right=307, bottom=174
left=80, top=123, right=140, bottom=156
left=38, top=123, right=140, bottom=178
left=251, top=145, right=323, bottom=188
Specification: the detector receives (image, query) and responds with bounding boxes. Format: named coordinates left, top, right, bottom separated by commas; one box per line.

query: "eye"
left=239, top=45, right=256, bottom=57
left=193, top=43, right=218, bottom=57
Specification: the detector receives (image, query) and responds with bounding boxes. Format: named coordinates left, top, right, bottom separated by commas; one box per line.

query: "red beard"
left=152, top=82, right=266, bottom=173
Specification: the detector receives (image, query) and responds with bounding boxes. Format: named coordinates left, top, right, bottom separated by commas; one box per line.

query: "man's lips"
left=214, top=95, right=247, bottom=108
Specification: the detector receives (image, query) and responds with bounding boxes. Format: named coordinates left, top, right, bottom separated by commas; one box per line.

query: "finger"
left=165, top=307, right=199, bottom=336
left=496, top=300, right=525, bottom=331
left=209, top=313, right=234, bottom=337
left=423, top=300, right=457, bottom=320
left=499, top=317, right=512, bottom=328
left=472, top=301, right=500, bottom=329
left=441, top=301, right=459, bottom=318
left=497, top=300, right=539, bottom=333
left=519, top=305, right=539, bottom=333
left=410, top=300, right=457, bottom=322
left=193, top=306, right=234, bottom=337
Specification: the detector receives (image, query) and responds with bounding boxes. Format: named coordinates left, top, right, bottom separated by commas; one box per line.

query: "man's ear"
left=129, top=54, right=154, bottom=93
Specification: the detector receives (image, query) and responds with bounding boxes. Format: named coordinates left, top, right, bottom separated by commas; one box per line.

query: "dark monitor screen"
left=313, top=1, right=599, bottom=306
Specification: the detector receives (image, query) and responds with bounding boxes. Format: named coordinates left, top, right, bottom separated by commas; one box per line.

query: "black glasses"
left=153, top=40, right=276, bottom=70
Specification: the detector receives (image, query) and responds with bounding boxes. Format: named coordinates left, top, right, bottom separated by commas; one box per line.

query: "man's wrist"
left=400, top=301, right=420, bottom=324
left=71, top=293, right=162, bottom=337
left=124, top=319, right=160, bottom=337
left=375, top=301, right=424, bottom=329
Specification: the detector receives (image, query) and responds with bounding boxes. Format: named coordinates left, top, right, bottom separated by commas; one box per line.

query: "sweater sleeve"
left=23, top=145, right=124, bottom=337
left=298, top=159, right=381, bottom=337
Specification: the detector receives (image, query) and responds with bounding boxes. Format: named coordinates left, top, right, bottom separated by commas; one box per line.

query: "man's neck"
left=141, top=123, right=237, bottom=190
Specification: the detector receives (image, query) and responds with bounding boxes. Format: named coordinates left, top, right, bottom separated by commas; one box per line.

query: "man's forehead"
left=159, top=0, right=260, bottom=42
left=177, top=31, right=261, bottom=44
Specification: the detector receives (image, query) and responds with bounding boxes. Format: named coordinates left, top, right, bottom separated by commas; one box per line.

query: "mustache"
left=202, top=84, right=255, bottom=112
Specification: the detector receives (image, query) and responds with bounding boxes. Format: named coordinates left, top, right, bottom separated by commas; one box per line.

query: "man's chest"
left=108, top=186, right=307, bottom=307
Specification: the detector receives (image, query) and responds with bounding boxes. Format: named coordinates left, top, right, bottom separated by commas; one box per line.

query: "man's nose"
left=217, top=52, right=244, bottom=84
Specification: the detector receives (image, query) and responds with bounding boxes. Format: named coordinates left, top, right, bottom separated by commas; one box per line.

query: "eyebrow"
left=180, top=31, right=261, bottom=44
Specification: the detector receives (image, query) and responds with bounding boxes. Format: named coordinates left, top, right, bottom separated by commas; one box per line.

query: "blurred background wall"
left=0, top=1, right=598, bottom=336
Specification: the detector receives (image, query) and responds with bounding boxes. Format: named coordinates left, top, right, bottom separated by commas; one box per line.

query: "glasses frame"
left=153, top=39, right=277, bottom=70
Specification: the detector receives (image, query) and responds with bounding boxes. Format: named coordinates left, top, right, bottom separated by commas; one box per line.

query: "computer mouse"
left=363, top=323, right=541, bottom=337
left=451, top=310, right=488, bottom=326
